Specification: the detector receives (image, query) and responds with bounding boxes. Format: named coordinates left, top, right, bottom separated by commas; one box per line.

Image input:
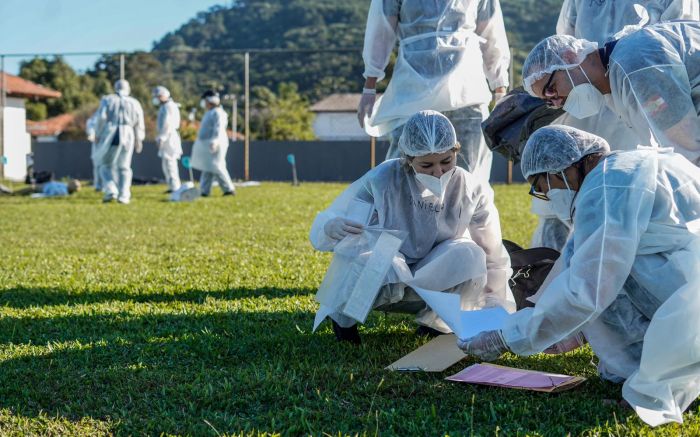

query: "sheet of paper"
left=386, top=334, right=466, bottom=372
left=446, top=363, right=585, bottom=393
left=458, top=306, right=509, bottom=339
left=413, top=287, right=508, bottom=338
left=412, top=288, right=462, bottom=335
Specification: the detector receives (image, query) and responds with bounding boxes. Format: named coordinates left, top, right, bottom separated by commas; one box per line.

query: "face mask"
left=546, top=173, right=576, bottom=222
left=414, top=168, right=455, bottom=199
left=562, top=66, right=604, bottom=119
left=200, top=100, right=207, bottom=109
left=152, top=97, right=161, bottom=106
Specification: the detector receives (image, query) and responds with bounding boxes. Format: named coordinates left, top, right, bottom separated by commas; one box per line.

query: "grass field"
left=0, top=182, right=698, bottom=436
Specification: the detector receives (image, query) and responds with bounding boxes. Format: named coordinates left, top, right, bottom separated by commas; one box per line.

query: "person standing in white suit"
left=152, top=86, right=182, bottom=194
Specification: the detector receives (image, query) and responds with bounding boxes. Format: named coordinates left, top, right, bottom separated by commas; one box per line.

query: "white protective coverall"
left=503, top=148, right=700, bottom=426
left=310, top=158, right=514, bottom=333
left=532, top=0, right=699, bottom=250
left=362, top=0, right=510, bottom=181
left=94, top=94, right=145, bottom=203
left=191, top=106, right=235, bottom=195
left=85, top=110, right=103, bottom=190
left=156, top=99, right=183, bottom=192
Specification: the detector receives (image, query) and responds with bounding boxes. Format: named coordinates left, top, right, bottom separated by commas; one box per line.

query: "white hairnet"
left=153, top=86, right=170, bottom=99
left=114, top=79, right=131, bottom=96
left=398, top=110, right=456, bottom=157
left=522, top=35, right=598, bottom=96
left=520, top=125, right=610, bottom=178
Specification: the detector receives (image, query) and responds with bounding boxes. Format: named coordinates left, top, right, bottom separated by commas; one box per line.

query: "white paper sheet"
left=413, top=287, right=508, bottom=339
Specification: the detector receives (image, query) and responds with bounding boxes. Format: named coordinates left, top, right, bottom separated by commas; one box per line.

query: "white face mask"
left=562, top=66, right=604, bottom=119
left=414, top=168, right=455, bottom=199
left=546, top=173, right=576, bottom=222
left=152, top=97, right=161, bottom=106
left=199, top=100, right=207, bottom=109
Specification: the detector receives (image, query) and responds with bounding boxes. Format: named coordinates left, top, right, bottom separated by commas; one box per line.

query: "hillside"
left=153, top=0, right=563, bottom=101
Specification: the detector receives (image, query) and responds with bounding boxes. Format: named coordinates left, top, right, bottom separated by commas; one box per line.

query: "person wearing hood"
left=93, top=79, right=145, bottom=204
left=459, top=125, right=700, bottom=427
left=152, top=86, right=183, bottom=194
left=190, top=90, right=235, bottom=197
left=310, top=110, right=514, bottom=344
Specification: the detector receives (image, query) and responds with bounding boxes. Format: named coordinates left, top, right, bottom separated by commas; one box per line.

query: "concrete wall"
left=3, top=97, right=31, bottom=181
left=32, top=140, right=525, bottom=184
left=312, top=113, right=370, bottom=141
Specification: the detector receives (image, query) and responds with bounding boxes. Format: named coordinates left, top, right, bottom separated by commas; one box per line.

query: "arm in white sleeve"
left=310, top=175, right=374, bottom=252
left=660, top=0, right=700, bottom=21
left=611, top=59, right=700, bottom=161
left=468, top=181, right=513, bottom=311
left=555, top=0, right=577, bottom=36
left=502, top=173, right=656, bottom=356
left=475, top=0, right=511, bottom=90
left=94, top=98, right=108, bottom=140
left=136, top=102, right=146, bottom=143
left=362, top=0, right=399, bottom=81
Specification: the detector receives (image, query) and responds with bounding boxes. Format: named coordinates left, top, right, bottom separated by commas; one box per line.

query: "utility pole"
left=119, top=53, right=125, bottom=81
left=0, top=55, right=5, bottom=180
left=232, top=96, right=237, bottom=141
left=244, top=52, right=250, bottom=181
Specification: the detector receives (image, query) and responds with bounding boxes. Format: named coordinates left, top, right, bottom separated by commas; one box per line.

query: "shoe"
left=102, top=196, right=115, bottom=203
left=164, top=189, right=172, bottom=194
left=415, top=325, right=443, bottom=338
left=222, top=191, right=235, bottom=196
left=117, top=198, right=130, bottom=205
left=200, top=193, right=209, bottom=197
left=332, top=321, right=361, bottom=345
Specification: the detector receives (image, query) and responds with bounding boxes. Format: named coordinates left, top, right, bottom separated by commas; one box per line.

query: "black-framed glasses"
left=528, top=173, right=549, bottom=201
left=542, top=70, right=558, bottom=96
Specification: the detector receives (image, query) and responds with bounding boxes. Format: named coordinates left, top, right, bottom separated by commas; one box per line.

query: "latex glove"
left=357, top=92, right=376, bottom=128
left=135, top=140, right=143, bottom=154
left=87, top=133, right=95, bottom=143
left=210, top=141, right=219, bottom=153
left=457, top=330, right=509, bottom=361
left=323, top=217, right=364, bottom=240
left=543, top=332, right=586, bottom=355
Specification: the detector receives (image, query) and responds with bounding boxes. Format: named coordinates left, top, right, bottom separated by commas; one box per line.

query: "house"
left=0, top=72, right=61, bottom=180
left=310, top=93, right=372, bottom=141
left=26, top=113, right=75, bottom=142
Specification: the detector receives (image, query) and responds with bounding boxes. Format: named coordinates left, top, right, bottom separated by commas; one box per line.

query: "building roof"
left=1, top=72, right=61, bottom=99
left=311, top=93, right=373, bottom=113
left=26, top=113, right=75, bottom=137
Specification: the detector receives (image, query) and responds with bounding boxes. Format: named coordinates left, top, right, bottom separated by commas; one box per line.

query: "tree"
left=251, top=83, right=315, bottom=140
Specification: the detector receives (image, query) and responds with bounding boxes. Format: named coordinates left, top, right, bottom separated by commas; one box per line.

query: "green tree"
left=251, top=83, right=314, bottom=140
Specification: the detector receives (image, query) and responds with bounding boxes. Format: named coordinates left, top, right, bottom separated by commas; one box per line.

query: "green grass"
left=0, top=182, right=698, bottom=436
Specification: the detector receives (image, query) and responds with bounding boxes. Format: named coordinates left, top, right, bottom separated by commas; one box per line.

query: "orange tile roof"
left=26, top=113, right=75, bottom=136
left=1, top=72, right=61, bottom=99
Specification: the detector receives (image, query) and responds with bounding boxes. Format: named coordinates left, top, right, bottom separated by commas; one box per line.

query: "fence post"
left=370, top=136, right=376, bottom=168
left=0, top=55, right=5, bottom=180
left=244, top=52, right=250, bottom=181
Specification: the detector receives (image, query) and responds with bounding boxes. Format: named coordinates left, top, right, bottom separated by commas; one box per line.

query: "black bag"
left=482, top=88, right=564, bottom=164
left=503, top=240, right=560, bottom=310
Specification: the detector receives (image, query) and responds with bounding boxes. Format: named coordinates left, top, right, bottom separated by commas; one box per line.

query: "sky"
left=0, top=0, right=226, bottom=74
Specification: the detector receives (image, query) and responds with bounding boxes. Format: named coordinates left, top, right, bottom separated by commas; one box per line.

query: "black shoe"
left=200, top=193, right=209, bottom=197
left=332, top=321, right=361, bottom=345
left=164, top=189, right=172, bottom=194
left=223, top=191, right=235, bottom=196
left=415, top=325, right=443, bottom=338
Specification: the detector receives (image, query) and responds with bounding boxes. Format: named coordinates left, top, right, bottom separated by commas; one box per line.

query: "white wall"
left=313, top=112, right=369, bottom=141
left=2, top=97, right=30, bottom=181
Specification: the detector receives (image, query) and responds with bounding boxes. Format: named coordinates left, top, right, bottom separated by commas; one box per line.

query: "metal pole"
left=507, top=160, right=513, bottom=185
left=232, top=96, right=237, bottom=142
left=244, top=52, right=250, bottom=181
left=370, top=136, right=376, bottom=169
left=120, top=53, right=125, bottom=81
left=0, top=55, right=5, bottom=180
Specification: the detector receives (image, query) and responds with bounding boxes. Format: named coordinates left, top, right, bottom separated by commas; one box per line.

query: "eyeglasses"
left=528, top=173, right=550, bottom=201
left=542, top=70, right=558, bottom=97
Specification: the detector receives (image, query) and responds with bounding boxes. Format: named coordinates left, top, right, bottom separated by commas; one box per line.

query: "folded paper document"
left=446, top=363, right=586, bottom=393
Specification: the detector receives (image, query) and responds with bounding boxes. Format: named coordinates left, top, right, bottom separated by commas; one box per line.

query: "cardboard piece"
left=446, top=363, right=586, bottom=393
left=386, top=334, right=467, bottom=372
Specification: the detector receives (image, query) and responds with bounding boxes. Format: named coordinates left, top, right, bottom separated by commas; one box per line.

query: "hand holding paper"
left=456, top=330, right=509, bottom=361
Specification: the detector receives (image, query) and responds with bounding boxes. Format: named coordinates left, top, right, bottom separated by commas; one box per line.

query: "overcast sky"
left=0, top=0, right=226, bottom=74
